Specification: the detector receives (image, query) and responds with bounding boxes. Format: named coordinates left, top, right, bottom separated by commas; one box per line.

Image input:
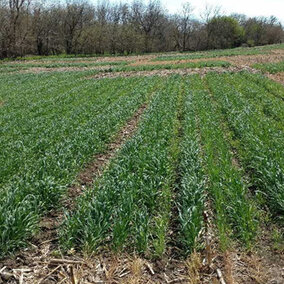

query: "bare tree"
left=201, top=3, right=222, bottom=49
left=0, top=0, right=283, bottom=58
left=178, top=2, right=194, bottom=51
left=131, top=0, right=163, bottom=52
left=62, top=1, right=88, bottom=54
left=4, top=0, right=31, bottom=57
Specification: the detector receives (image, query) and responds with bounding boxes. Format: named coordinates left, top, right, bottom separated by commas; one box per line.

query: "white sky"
left=166, top=0, right=284, bottom=22
left=106, top=0, right=284, bottom=23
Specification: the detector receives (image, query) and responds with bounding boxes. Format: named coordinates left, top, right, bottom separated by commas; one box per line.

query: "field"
left=0, top=44, right=284, bottom=283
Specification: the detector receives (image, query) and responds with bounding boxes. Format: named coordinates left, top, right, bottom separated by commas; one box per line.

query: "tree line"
left=0, top=0, right=283, bottom=58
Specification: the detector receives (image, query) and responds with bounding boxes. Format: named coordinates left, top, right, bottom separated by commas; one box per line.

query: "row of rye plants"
left=193, top=75, right=257, bottom=249
left=206, top=73, right=284, bottom=220
left=242, top=72, right=284, bottom=100
left=154, top=44, right=284, bottom=62
left=0, top=72, right=129, bottom=185
left=0, top=72, right=88, bottom=186
left=0, top=71, right=98, bottom=104
left=59, top=76, right=184, bottom=257
left=2, top=72, right=280, bottom=258
left=60, top=75, right=259, bottom=257
left=223, top=72, right=284, bottom=128
left=0, top=74, right=162, bottom=257
left=253, top=61, right=284, bottom=74
left=0, top=60, right=230, bottom=75
left=177, top=76, right=206, bottom=253
left=153, top=47, right=271, bottom=62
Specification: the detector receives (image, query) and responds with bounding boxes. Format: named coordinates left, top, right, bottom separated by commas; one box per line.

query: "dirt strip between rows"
left=88, top=66, right=259, bottom=80
left=19, top=65, right=114, bottom=74
left=193, top=100, right=220, bottom=284
left=88, top=65, right=284, bottom=86
left=0, top=104, right=148, bottom=284
left=129, top=49, right=284, bottom=67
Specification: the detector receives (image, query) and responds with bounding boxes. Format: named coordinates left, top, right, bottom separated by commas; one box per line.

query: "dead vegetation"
left=1, top=238, right=282, bottom=284
left=223, top=52, right=284, bottom=67
left=267, top=72, right=284, bottom=85
left=128, top=57, right=223, bottom=67
left=87, top=66, right=259, bottom=80
left=19, top=65, right=113, bottom=74
left=128, top=50, right=284, bottom=68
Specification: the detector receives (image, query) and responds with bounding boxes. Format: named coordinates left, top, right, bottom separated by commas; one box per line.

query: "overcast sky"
left=106, top=0, right=284, bottom=23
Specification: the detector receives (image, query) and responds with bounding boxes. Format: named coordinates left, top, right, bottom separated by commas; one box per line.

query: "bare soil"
left=19, top=65, right=113, bottom=74
left=88, top=66, right=259, bottom=80
left=6, top=54, right=156, bottom=66
left=129, top=50, right=284, bottom=68
left=128, top=57, right=226, bottom=67
left=223, top=53, right=284, bottom=67
left=267, top=72, right=284, bottom=85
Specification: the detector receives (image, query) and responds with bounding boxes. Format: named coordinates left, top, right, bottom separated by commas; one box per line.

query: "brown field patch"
left=267, top=72, right=284, bottom=85
left=88, top=66, right=259, bottom=80
left=19, top=65, right=112, bottom=74
left=223, top=53, right=284, bottom=67
left=6, top=54, right=156, bottom=66
left=271, top=49, right=284, bottom=55
left=129, top=52, right=284, bottom=68
left=128, top=57, right=226, bottom=67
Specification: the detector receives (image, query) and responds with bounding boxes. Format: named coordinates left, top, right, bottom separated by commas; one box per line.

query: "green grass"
left=60, top=74, right=260, bottom=256
left=223, top=72, right=284, bottom=128
left=0, top=53, right=126, bottom=62
left=253, top=61, right=284, bottom=74
left=0, top=72, right=160, bottom=257
left=206, top=72, right=284, bottom=220
left=242, top=72, right=284, bottom=100
left=0, top=60, right=229, bottom=75
left=192, top=75, right=257, bottom=249
left=59, top=75, right=182, bottom=257
left=177, top=77, right=206, bottom=253
left=1, top=68, right=283, bottom=259
left=153, top=47, right=273, bottom=62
